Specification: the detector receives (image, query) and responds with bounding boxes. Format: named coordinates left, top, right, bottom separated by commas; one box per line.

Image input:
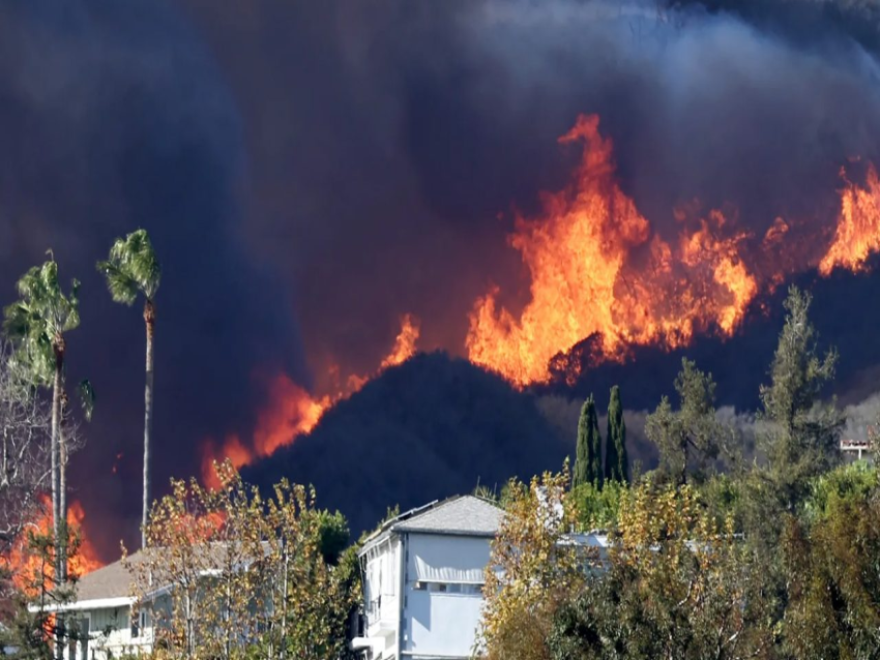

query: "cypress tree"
left=573, top=395, right=602, bottom=489
left=605, top=385, right=630, bottom=483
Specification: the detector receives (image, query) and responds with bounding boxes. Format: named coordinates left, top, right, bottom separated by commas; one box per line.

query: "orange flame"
left=200, top=378, right=331, bottom=488
left=819, top=164, right=880, bottom=276
left=380, top=313, right=420, bottom=370
left=2, top=498, right=103, bottom=595
left=200, top=314, right=420, bottom=487
left=466, top=115, right=760, bottom=386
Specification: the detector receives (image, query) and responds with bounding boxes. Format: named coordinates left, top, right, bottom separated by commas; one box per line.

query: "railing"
left=364, top=594, right=397, bottom=631
left=840, top=439, right=874, bottom=460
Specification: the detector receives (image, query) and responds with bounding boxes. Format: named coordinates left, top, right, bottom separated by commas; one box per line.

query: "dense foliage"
left=126, top=461, right=358, bottom=660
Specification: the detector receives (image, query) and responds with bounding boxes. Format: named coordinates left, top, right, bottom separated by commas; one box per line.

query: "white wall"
left=73, top=606, right=153, bottom=660
left=363, top=535, right=403, bottom=658
left=402, top=534, right=491, bottom=658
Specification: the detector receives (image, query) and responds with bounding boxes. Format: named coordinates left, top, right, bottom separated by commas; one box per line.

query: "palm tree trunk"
left=51, top=341, right=63, bottom=660
left=279, top=539, right=288, bottom=660
left=142, top=299, right=155, bottom=549
left=59, top=392, right=68, bottom=583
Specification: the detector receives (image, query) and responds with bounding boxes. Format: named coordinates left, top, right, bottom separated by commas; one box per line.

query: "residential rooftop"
left=361, top=495, right=504, bottom=550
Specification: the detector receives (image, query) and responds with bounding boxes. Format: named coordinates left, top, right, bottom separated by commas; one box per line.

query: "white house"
left=353, top=495, right=504, bottom=660
left=33, top=550, right=154, bottom=660
left=32, top=543, right=234, bottom=660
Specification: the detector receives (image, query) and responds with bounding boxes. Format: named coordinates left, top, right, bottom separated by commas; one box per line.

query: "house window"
left=131, top=610, right=147, bottom=638
left=414, top=581, right=484, bottom=594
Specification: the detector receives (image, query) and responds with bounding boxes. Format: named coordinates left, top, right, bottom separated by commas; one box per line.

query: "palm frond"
left=3, top=257, right=80, bottom=387
left=10, top=334, right=54, bottom=386
left=3, top=302, right=34, bottom=341
left=96, top=261, right=138, bottom=305
left=99, top=229, right=161, bottom=303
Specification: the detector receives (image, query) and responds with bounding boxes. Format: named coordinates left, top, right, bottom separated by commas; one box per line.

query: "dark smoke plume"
left=185, top=0, right=880, bottom=370
left=0, top=0, right=306, bottom=557
left=4, top=0, right=880, bottom=557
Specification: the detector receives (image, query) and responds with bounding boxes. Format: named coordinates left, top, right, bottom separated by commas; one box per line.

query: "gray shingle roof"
left=70, top=541, right=266, bottom=605
left=72, top=550, right=144, bottom=602
left=391, top=495, right=503, bottom=537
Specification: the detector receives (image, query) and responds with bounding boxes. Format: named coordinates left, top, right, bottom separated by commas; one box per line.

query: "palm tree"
left=3, top=256, right=80, bottom=588
left=97, top=229, right=160, bottom=548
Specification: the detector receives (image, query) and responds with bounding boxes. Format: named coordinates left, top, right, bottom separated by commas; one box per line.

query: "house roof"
left=393, top=495, right=503, bottom=536
left=361, top=495, right=504, bottom=551
left=73, top=550, right=143, bottom=603
left=50, top=541, right=269, bottom=612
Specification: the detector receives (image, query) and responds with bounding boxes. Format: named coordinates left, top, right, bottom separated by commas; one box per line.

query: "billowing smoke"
left=4, top=0, right=880, bottom=557
left=186, top=0, right=880, bottom=377
left=0, top=0, right=307, bottom=557
left=842, top=393, right=880, bottom=442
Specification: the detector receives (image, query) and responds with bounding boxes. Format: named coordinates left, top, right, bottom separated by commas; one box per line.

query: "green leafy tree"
left=130, top=462, right=358, bottom=660
left=569, top=480, right=625, bottom=531
left=573, top=395, right=602, bottom=489
left=130, top=465, right=268, bottom=660
left=758, top=286, right=843, bottom=514
left=264, top=481, right=358, bottom=660
left=604, top=385, right=629, bottom=483
left=97, top=229, right=161, bottom=548
left=783, top=466, right=880, bottom=658
left=550, top=483, right=773, bottom=660
left=3, top=258, right=80, bottom=593
left=479, top=468, right=593, bottom=660
left=646, top=359, right=723, bottom=486
left=315, top=510, right=350, bottom=565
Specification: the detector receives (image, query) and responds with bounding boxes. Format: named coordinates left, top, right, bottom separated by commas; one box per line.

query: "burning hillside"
left=199, top=314, right=421, bottom=486
left=465, top=115, right=880, bottom=387
left=216, top=113, right=880, bottom=478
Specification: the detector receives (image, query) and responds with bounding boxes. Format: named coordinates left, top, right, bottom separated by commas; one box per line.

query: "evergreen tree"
left=573, top=395, right=602, bottom=489
left=645, top=359, right=721, bottom=486
left=759, top=285, right=843, bottom=514
left=604, top=386, right=629, bottom=483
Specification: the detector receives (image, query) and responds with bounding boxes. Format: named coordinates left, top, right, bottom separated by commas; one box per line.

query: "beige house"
left=34, top=551, right=154, bottom=660
left=37, top=542, right=269, bottom=660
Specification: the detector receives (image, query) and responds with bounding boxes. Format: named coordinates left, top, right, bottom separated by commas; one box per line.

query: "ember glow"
left=2, top=498, right=103, bottom=594
left=200, top=314, right=421, bottom=486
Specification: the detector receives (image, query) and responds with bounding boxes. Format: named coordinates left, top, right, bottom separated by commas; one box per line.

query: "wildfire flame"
left=1, top=498, right=103, bottom=595
left=200, top=314, right=420, bottom=487
left=465, top=115, right=761, bottom=386
left=380, top=313, right=421, bottom=370
left=200, top=378, right=331, bottom=488
left=819, top=164, right=880, bottom=276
